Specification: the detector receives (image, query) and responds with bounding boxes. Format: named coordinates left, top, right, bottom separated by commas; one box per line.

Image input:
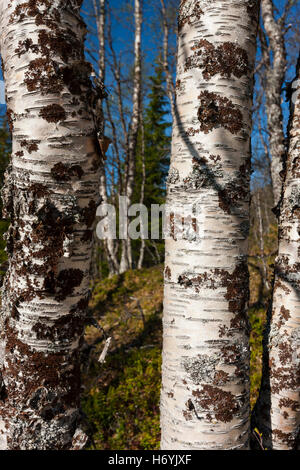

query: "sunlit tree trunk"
left=160, top=0, right=176, bottom=122
left=261, top=0, right=287, bottom=206
left=0, top=0, right=100, bottom=450
left=161, top=0, right=259, bottom=450
left=253, top=54, right=300, bottom=451
left=120, top=0, right=142, bottom=273
left=93, top=0, right=119, bottom=276
left=256, top=191, right=269, bottom=290
left=137, top=115, right=146, bottom=270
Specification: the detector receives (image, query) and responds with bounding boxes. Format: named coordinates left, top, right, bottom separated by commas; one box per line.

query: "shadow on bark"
left=248, top=260, right=268, bottom=309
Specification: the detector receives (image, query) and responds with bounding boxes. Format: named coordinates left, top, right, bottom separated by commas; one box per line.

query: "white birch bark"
left=137, top=115, right=146, bottom=270
left=253, top=54, right=300, bottom=450
left=0, top=0, right=101, bottom=449
left=261, top=0, right=287, bottom=206
left=93, top=0, right=119, bottom=276
left=120, top=0, right=142, bottom=274
left=161, top=0, right=259, bottom=450
left=160, top=0, right=176, bottom=122
left=256, top=192, right=270, bottom=290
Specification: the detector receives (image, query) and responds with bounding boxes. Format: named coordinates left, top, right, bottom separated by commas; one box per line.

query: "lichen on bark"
left=161, top=0, right=259, bottom=450
left=252, top=54, right=300, bottom=450
left=0, top=0, right=100, bottom=450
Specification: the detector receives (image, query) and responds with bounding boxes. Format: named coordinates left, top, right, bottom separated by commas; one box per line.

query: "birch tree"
left=0, top=0, right=101, bottom=449
left=92, top=0, right=119, bottom=276
left=161, top=0, right=260, bottom=450
left=252, top=54, right=300, bottom=450
left=259, top=0, right=289, bottom=206
left=120, top=0, right=142, bottom=273
left=160, top=0, right=176, bottom=122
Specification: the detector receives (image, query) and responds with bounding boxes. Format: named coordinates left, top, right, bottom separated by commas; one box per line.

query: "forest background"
left=0, top=0, right=299, bottom=449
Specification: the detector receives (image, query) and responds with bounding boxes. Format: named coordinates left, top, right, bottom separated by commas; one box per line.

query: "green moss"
left=84, top=215, right=277, bottom=448
left=82, top=347, right=161, bottom=450
left=249, top=306, right=265, bottom=408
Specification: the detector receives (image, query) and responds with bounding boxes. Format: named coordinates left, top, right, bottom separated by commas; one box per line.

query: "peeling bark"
left=253, top=54, right=300, bottom=450
left=0, top=0, right=100, bottom=449
left=161, top=0, right=259, bottom=450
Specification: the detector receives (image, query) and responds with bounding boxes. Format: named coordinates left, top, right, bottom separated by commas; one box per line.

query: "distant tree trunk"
left=0, top=0, right=101, bottom=450
left=137, top=115, right=146, bottom=270
left=252, top=53, right=300, bottom=451
left=92, top=0, right=119, bottom=277
left=161, top=0, right=259, bottom=450
left=256, top=192, right=270, bottom=290
left=160, top=0, right=176, bottom=122
left=120, top=0, right=142, bottom=273
left=261, top=0, right=287, bottom=206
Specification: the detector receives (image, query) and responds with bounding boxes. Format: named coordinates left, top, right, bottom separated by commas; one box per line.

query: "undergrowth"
left=83, top=222, right=277, bottom=448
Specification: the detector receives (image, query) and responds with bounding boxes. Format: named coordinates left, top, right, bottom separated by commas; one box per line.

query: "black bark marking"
left=278, top=398, right=299, bottom=412
left=185, top=40, right=249, bottom=80
left=178, top=0, right=203, bottom=32
left=20, top=139, right=40, bottom=153
left=192, top=385, right=239, bottom=423
left=218, top=159, right=251, bottom=214
left=55, top=269, right=84, bottom=301
left=269, top=358, right=299, bottom=395
left=24, top=58, right=64, bottom=94
left=196, top=91, right=243, bottom=134
left=273, top=429, right=297, bottom=448
left=276, top=305, right=291, bottom=328
left=6, top=108, right=14, bottom=132
left=51, top=162, right=84, bottom=181
left=39, top=104, right=66, bottom=123
left=164, top=265, right=171, bottom=280
left=81, top=200, right=97, bottom=228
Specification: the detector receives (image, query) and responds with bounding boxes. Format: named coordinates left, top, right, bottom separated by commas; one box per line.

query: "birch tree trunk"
left=252, top=54, right=300, bottom=450
left=120, top=0, right=142, bottom=274
left=160, top=0, right=176, bottom=122
left=261, top=0, right=287, bottom=206
left=93, top=0, right=119, bottom=276
left=137, top=115, right=146, bottom=270
left=256, top=192, right=270, bottom=290
left=161, top=0, right=259, bottom=450
left=0, top=0, right=101, bottom=450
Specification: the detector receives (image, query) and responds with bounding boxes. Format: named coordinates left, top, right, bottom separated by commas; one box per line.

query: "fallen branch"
left=98, top=337, right=112, bottom=363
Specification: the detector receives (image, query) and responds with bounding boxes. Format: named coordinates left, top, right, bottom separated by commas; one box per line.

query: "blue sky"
left=1, top=0, right=299, bottom=187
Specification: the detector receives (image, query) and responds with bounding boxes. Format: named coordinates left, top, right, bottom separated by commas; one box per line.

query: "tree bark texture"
left=0, top=0, right=101, bottom=450
left=120, top=0, right=142, bottom=274
left=93, top=0, right=119, bottom=276
left=161, top=0, right=259, bottom=450
left=252, top=54, right=300, bottom=450
left=261, top=0, right=287, bottom=206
